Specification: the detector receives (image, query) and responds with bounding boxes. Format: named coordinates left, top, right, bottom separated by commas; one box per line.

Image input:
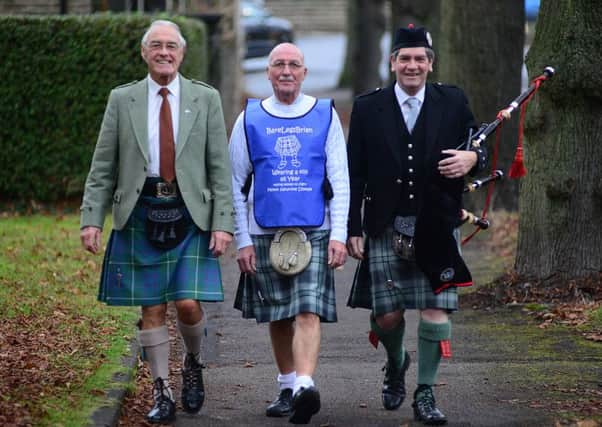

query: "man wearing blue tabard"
left=229, top=43, right=349, bottom=424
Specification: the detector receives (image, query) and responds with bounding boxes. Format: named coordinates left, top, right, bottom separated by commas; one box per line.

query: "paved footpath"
left=168, top=247, right=558, bottom=427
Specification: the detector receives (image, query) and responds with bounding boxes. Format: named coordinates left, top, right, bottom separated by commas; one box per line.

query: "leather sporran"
left=392, top=216, right=416, bottom=261
left=269, top=228, right=312, bottom=276
left=145, top=206, right=187, bottom=250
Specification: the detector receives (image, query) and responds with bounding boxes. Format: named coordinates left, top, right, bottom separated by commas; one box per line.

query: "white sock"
left=277, top=371, right=296, bottom=391
left=293, top=375, right=314, bottom=395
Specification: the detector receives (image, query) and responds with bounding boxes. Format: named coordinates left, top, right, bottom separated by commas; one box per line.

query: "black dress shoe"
left=146, top=378, right=176, bottom=424
left=289, top=386, right=321, bottom=424
left=382, top=350, right=410, bottom=410
left=181, top=353, right=205, bottom=414
left=266, top=388, right=293, bottom=417
left=412, top=385, right=447, bottom=425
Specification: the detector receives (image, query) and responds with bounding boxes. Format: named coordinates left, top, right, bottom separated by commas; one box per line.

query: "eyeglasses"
left=269, top=60, right=304, bottom=70
left=146, top=41, right=181, bottom=51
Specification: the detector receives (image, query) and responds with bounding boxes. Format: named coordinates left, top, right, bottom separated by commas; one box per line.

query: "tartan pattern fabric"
left=98, top=199, right=224, bottom=306
left=234, top=230, right=337, bottom=323
left=347, top=227, right=458, bottom=316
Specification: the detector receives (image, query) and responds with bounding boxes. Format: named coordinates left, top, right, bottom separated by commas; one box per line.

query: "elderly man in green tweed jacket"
left=79, top=20, right=233, bottom=424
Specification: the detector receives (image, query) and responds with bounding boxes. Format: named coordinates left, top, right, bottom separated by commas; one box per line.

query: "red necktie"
left=159, top=88, right=175, bottom=183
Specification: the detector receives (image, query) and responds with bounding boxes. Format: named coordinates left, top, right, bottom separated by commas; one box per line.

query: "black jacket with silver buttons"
left=347, top=83, right=486, bottom=238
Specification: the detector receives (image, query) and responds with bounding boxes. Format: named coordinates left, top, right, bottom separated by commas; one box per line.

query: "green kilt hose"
left=98, top=197, right=224, bottom=306
left=347, top=227, right=458, bottom=316
left=234, top=230, right=337, bottom=323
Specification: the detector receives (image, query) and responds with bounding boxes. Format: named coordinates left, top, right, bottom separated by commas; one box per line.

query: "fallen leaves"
left=462, top=271, right=602, bottom=340
left=0, top=312, right=101, bottom=425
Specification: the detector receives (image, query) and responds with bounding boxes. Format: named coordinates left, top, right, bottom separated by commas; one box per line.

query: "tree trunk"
left=438, top=0, right=524, bottom=212
left=337, top=0, right=356, bottom=88
left=217, top=0, right=243, bottom=132
left=348, top=0, right=386, bottom=96
left=389, top=0, right=440, bottom=83
left=516, top=0, right=602, bottom=279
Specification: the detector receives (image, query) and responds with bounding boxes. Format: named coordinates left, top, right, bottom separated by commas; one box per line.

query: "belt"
left=141, top=178, right=180, bottom=199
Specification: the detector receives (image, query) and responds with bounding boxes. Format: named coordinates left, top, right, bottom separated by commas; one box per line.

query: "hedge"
left=0, top=14, right=208, bottom=203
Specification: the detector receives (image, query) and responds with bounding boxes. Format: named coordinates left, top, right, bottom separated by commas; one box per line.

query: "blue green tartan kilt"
left=347, top=227, right=458, bottom=316
left=233, top=230, right=337, bottom=323
left=98, top=198, right=224, bottom=306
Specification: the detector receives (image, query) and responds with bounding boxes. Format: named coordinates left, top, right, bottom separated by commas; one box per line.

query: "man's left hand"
left=438, top=149, right=477, bottom=178
left=328, top=240, right=347, bottom=269
left=209, top=231, right=232, bottom=257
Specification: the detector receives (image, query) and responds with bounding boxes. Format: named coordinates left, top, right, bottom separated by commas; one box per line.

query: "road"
left=170, top=246, right=554, bottom=427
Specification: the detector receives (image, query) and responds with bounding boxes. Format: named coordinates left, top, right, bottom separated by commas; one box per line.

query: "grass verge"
left=0, top=214, right=138, bottom=426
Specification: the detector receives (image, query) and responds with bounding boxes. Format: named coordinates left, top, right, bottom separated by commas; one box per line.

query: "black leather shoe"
left=146, top=378, right=176, bottom=424
left=266, top=388, right=293, bottom=417
left=412, top=385, right=447, bottom=425
left=181, top=353, right=205, bottom=414
left=382, top=350, right=410, bottom=410
left=289, top=386, right=321, bottom=424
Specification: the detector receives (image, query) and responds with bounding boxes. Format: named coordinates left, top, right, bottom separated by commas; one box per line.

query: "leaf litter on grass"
left=0, top=214, right=137, bottom=426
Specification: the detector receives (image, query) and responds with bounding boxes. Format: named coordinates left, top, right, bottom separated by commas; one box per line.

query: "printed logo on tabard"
left=264, top=125, right=315, bottom=195
left=274, top=135, right=302, bottom=169
left=439, top=268, right=455, bottom=282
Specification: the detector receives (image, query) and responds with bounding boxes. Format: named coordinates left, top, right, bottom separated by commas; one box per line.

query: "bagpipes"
left=459, top=66, right=555, bottom=243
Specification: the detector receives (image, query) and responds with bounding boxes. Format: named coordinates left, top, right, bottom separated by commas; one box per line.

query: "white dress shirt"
left=394, top=83, right=425, bottom=129
left=229, top=94, right=350, bottom=249
left=147, top=75, right=180, bottom=177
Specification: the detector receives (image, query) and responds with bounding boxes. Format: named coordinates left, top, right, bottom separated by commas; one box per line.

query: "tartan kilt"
left=98, top=198, right=224, bottom=306
left=234, top=230, right=337, bottom=323
left=347, top=227, right=458, bottom=315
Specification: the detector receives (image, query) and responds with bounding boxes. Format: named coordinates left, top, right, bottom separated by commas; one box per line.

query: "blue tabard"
left=244, top=98, right=332, bottom=228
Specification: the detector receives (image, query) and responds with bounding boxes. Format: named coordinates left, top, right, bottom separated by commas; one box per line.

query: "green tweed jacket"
left=80, top=75, right=234, bottom=233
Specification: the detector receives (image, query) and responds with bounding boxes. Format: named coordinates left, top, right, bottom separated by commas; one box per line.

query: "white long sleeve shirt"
left=229, top=94, right=350, bottom=250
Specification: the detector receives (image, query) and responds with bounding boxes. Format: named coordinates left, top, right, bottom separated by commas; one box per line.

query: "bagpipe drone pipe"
left=414, top=67, right=554, bottom=293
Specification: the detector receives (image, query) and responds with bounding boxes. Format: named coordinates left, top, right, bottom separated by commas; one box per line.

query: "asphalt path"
left=171, top=247, right=555, bottom=427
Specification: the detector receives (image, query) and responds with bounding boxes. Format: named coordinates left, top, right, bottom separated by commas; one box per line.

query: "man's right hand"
left=237, top=245, right=257, bottom=274
left=80, top=226, right=102, bottom=254
left=347, top=236, right=364, bottom=260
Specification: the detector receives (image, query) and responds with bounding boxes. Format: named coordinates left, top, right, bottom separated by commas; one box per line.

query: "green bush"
left=0, top=14, right=208, bottom=203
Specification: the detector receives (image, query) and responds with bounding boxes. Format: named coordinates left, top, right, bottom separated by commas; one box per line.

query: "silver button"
left=408, top=155, right=413, bottom=160
left=396, top=178, right=402, bottom=184
left=409, top=181, right=414, bottom=186
left=409, top=194, right=415, bottom=199
left=386, top=279, right=394, bottom=288
left=408, top=144, right=413, bottom=149
left=409, top=168, right=414, bottom=173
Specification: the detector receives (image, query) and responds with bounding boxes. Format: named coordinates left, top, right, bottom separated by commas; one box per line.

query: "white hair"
left=141, top=20, right=187, bottom=48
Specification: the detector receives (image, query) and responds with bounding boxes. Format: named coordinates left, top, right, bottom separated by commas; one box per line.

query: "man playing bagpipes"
left=346, top=25, right=488, bottom=425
